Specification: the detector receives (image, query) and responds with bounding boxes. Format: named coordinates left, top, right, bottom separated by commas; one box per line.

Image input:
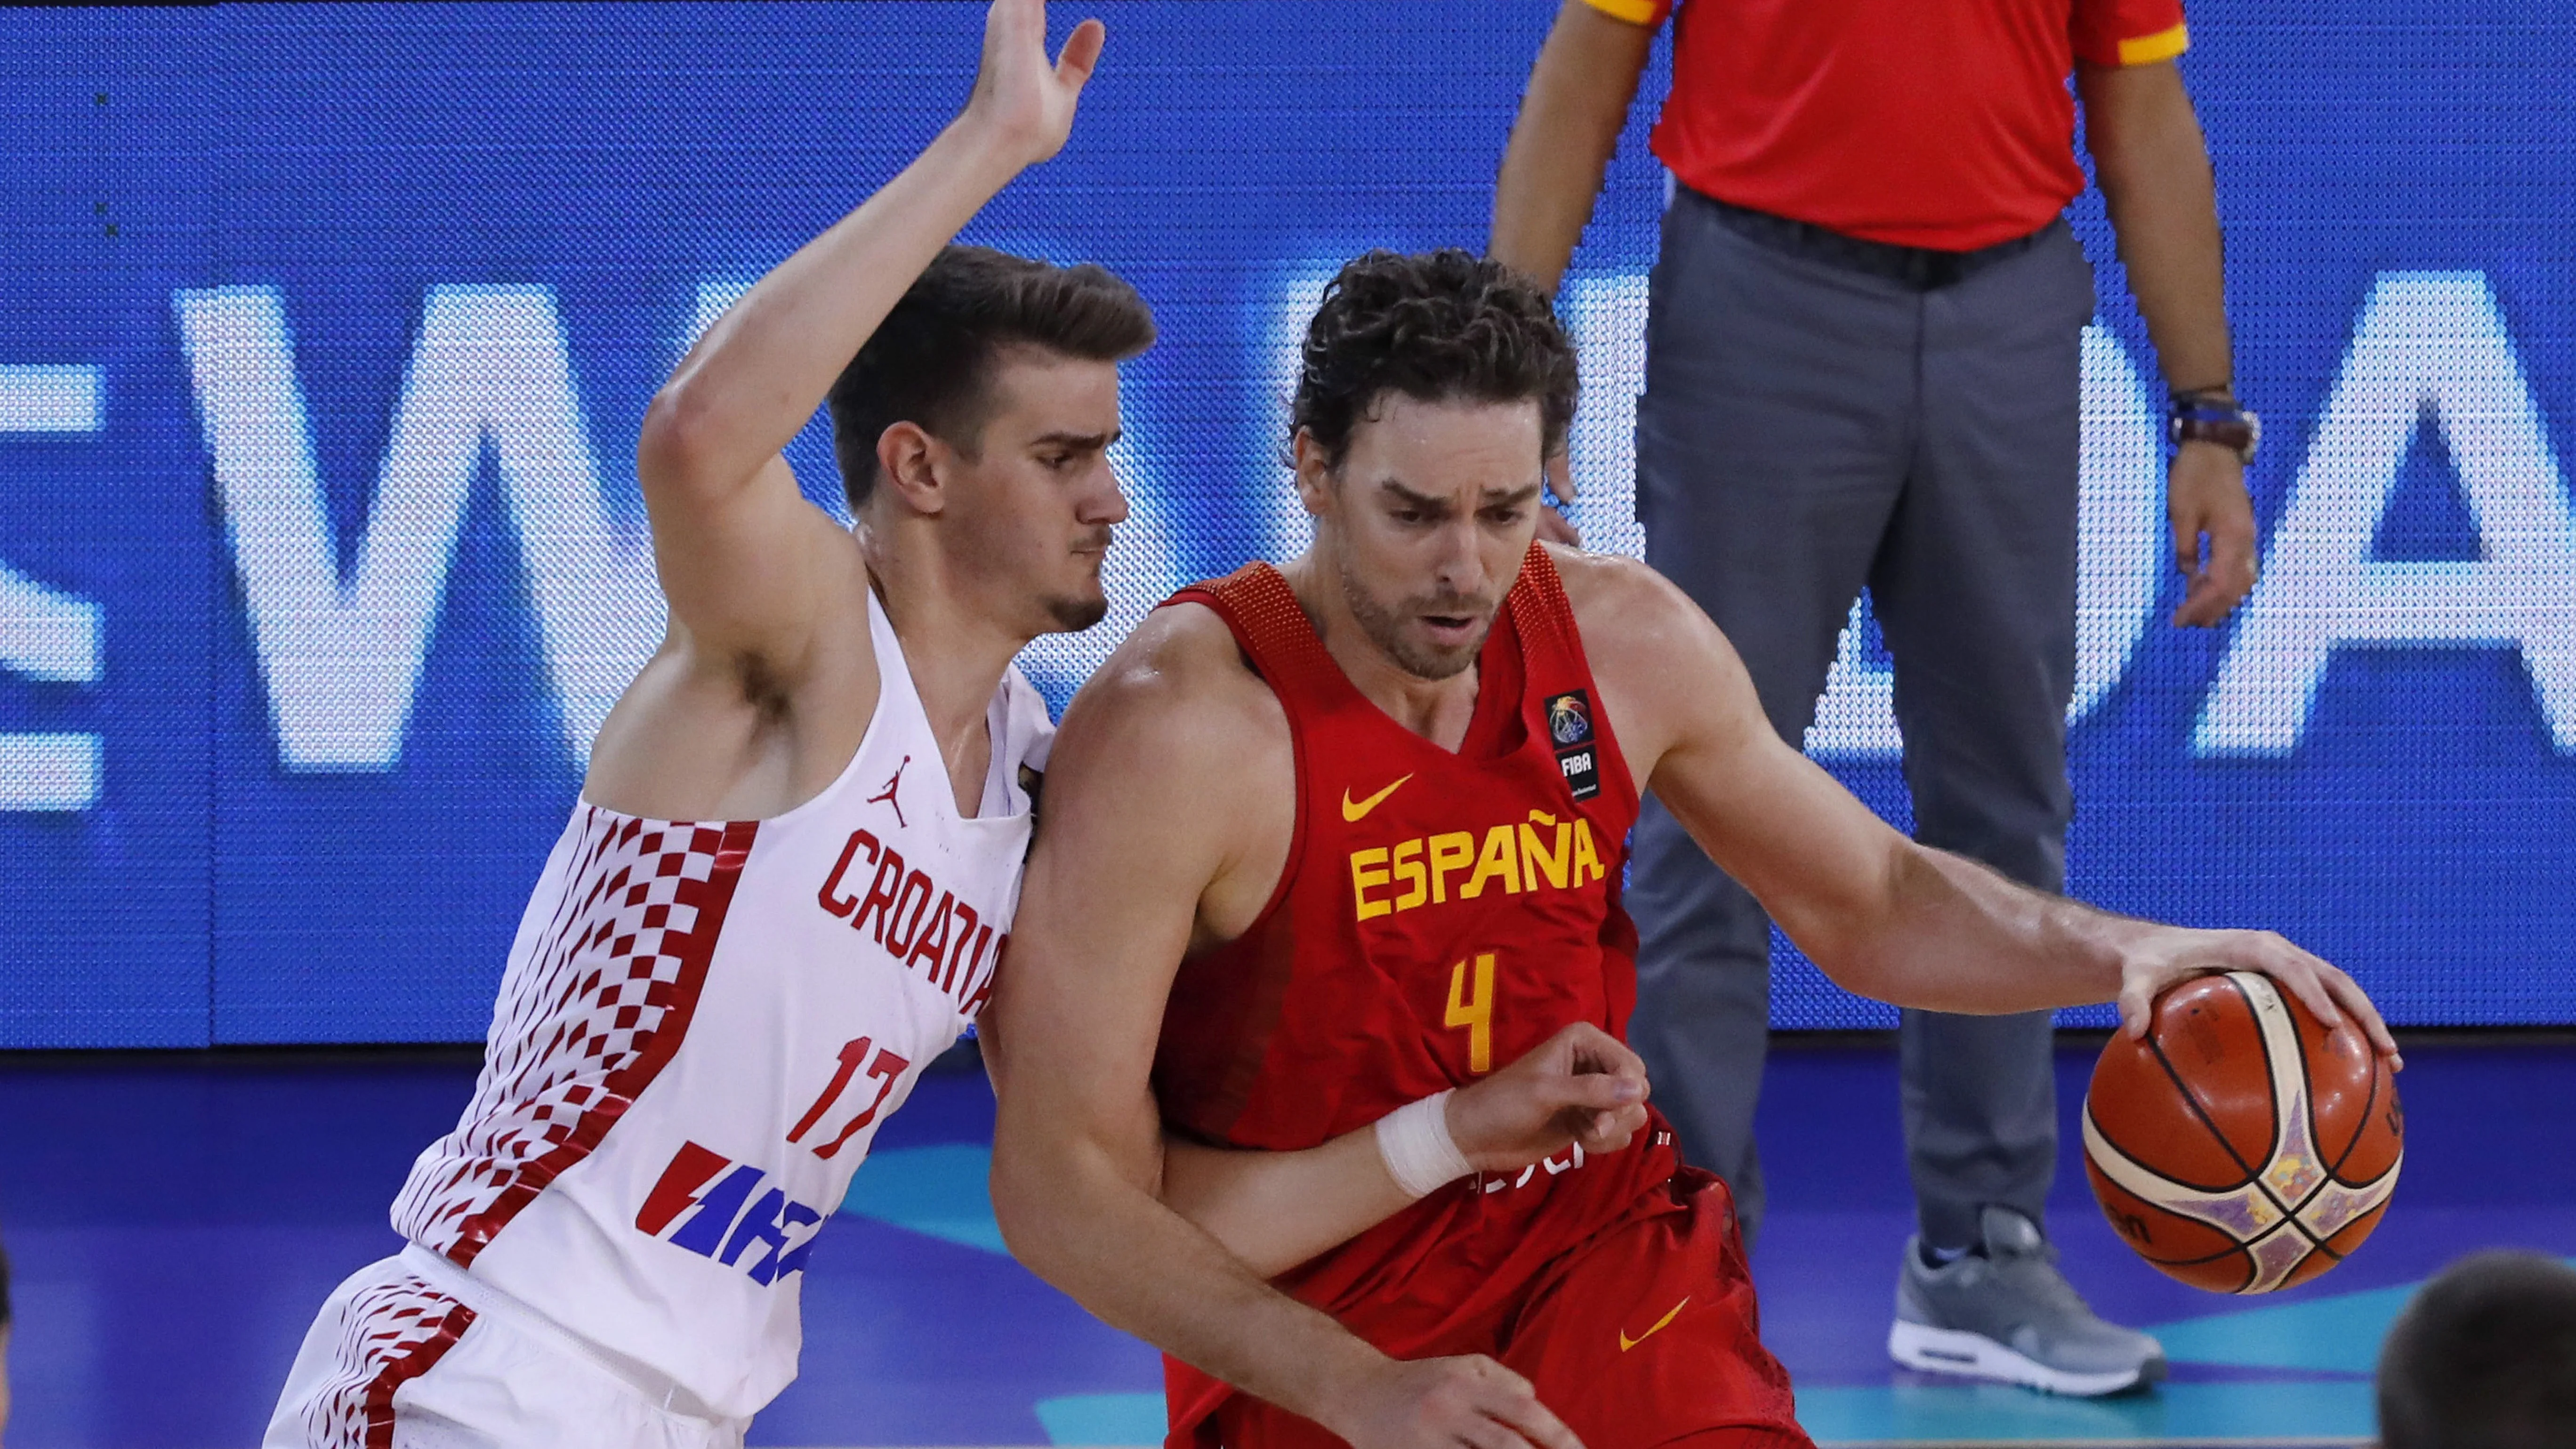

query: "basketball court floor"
left=5, top=1033, right=2568, bottom=1448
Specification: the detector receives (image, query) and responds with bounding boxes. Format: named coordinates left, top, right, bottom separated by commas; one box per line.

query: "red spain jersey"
left=1153, top=546, right=1686, bottom=1443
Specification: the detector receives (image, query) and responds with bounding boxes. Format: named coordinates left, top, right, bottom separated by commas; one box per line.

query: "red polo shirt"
left=1587, top=0, right=2190, bottom=251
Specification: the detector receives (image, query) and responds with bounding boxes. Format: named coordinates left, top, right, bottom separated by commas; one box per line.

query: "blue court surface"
left=3, top=1033, right=2568, bottom=1448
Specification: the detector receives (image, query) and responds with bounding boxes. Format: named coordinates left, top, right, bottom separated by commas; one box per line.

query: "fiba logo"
left=1546, top=692, right=1593, bottom=748
left=1546, top=692, right=1601, bottom=802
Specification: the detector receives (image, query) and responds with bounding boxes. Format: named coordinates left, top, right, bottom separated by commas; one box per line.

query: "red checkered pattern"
left=394, top=808, right=757, bottom=1265
left=301, top=1272, right=477, bottom=1449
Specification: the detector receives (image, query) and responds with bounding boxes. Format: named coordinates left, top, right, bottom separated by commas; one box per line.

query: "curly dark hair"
left=827, top=245, right=1156, bottom=512
left=1291, top=249, right=1578, bottom=473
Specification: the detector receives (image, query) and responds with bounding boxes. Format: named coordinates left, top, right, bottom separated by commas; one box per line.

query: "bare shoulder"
left=1541, top=543, right=1756, bottom=772
left=1030, top=598, right=1296, bottom=946
left=1545, top=544, right=1723, bottom=673
left=1051, top=600, right=1288, bottom=795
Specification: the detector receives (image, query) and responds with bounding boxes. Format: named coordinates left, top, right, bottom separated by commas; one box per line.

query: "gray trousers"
left=1626, top=187, right=2096, bottom=1253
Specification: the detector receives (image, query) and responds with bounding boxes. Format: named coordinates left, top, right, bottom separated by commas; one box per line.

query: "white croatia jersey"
left=389, top=587, right=1051, bottom=1417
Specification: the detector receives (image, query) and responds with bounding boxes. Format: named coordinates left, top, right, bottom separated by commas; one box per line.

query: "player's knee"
left=2377, top=1250, right=2576, bottom=1448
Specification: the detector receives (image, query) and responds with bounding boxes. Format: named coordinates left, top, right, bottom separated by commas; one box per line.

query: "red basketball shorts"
left=1209, top=1170, right=1811, bottom=1449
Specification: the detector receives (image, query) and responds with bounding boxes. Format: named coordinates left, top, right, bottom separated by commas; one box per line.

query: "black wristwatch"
left=2169, top=391, right=2261, bottom=464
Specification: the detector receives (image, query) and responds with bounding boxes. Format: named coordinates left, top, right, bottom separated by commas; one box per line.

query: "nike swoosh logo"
left=1340, top=774, right=1413, bottom=823
left=1617, top=1296, right=1691, bottom=1352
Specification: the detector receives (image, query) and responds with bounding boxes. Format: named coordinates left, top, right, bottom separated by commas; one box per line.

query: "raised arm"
left=634, top=0, right=1103, bottom=664
left=986, top=614, right=1596, bottom=1449
left=1559, top=550, right=2398, bottom=1061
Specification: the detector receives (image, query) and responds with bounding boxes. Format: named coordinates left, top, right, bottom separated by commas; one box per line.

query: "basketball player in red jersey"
left=987, top=250, right=2400, bottom=1449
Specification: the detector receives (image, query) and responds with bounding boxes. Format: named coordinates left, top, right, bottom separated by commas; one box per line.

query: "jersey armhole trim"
left=1516, top=545, right=1645, bottom=816
left=1159, top=580, right=1311, bottom=941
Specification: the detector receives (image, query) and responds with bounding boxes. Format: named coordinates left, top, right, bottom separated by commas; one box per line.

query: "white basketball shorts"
left=265, top=1248, right=749, bottom=1449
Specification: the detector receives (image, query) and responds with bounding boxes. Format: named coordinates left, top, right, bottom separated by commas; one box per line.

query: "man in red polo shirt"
left=1492, top=0, right=2262, bottom=1397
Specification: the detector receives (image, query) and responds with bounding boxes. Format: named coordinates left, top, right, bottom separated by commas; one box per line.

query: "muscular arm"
left=1558, top=549, right=2396, bottom=1055
left=988, top=614, right=1592, bottom=1449
left=1489, top=1, right=1656, bottom=293
left=2079, top=56, right=2257, bottom=628
left=987, top=618, right=1392, bottom=1427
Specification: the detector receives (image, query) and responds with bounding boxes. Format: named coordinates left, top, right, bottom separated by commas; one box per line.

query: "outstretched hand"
left=962, top=0, right=1105, bottom=168
left=2117, top=927, right=2402, bottom=1070
left=1446, top=1022, right=1650, bottom=1173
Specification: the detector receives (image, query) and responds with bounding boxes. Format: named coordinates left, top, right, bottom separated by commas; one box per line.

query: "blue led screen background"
left=3, top=2, right=2573, bottom=1046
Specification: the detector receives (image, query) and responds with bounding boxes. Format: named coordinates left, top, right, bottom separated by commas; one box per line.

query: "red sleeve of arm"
left=2071, top=0, right=2189, bottom=67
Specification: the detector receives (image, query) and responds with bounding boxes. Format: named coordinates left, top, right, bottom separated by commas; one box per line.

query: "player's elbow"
left=986, top=1121, right=1064, bottom=1269
left=1777, top=908, right=1895, bottom=1004
left=987, top=1112, right=1134, bottom=1281
left=636, top=382, right=741, bottom=501
left=1771, top=849, right=1920, bottom=1006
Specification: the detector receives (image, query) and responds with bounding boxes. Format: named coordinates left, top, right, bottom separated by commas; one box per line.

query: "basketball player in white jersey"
left=266, top=6, right=1656, bottom=1445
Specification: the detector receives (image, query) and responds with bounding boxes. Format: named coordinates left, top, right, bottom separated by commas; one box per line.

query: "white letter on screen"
left=178, top=284, right=660, bottom=770
left=2195, top=272, right=2576, bottom=757
left=0, top=363, right=105, bottom=810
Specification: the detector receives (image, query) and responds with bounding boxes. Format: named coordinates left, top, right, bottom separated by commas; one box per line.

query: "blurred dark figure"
left=2379, top=1250, right=2576, bottom=1449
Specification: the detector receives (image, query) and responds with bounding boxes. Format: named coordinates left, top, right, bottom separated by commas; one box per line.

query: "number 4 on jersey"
left=787, top=1036, right=911, bottom=1158
left=1446, top=953, right=1496, bottom=1074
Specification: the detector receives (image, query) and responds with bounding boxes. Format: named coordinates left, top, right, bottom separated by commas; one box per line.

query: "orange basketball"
left=2083, top=971, right=2402, bottom=1294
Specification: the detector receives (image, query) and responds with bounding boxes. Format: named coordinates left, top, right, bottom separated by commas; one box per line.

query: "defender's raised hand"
left=962, top=0, right=1105, bottom=167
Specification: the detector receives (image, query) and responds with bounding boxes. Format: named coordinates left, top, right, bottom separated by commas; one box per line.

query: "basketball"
left=2083, top=971, right=2403, bottom=1294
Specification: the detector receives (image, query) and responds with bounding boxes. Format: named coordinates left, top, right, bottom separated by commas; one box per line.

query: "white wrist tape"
left=1374, top=1089, right=1475, bottom=1199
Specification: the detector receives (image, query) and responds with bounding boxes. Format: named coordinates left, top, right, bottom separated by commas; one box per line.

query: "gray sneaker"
left=1888, top=1204, right=2166, bottom=1396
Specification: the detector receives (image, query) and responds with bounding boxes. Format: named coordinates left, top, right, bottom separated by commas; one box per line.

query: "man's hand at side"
left=2168, top=440, right=2257, bottom=626
left=2079, top=57, right=2256, bottom=628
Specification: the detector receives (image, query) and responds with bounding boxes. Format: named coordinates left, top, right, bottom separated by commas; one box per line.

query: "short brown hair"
left=1291, top=249, right=1578, bottom=472
left=827, top=246, right=1155, bottom=511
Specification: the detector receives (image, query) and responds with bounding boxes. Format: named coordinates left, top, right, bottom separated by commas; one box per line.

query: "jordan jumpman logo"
left=867, top=756, right=910, bottom=829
